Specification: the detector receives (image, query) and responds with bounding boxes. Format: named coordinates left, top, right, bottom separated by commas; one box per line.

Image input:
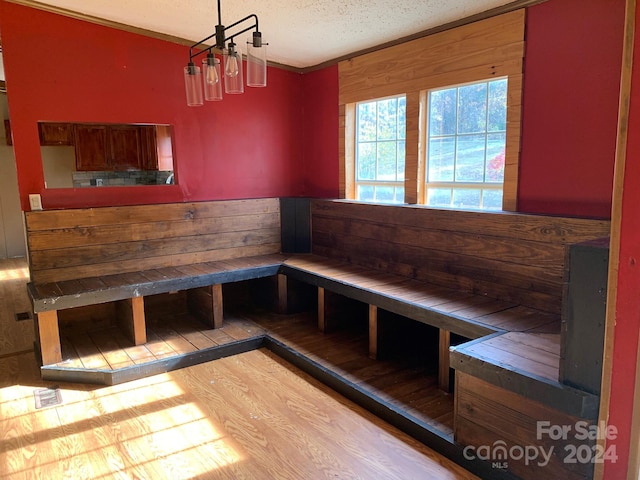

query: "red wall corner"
left=300, top=65, right=340, bottom=198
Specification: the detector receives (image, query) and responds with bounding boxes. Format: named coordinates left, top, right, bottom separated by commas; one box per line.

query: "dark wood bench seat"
left=282, top=253, right=562, bottom=390
left=283, top=254, right=560, bottom=338
left=450, top=332, right=599, bottom=419
left=29, top=253, right=287, bottom=313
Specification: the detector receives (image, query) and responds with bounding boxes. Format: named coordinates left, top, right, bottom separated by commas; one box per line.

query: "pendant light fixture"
left=183, top=0, right=267, bottom=106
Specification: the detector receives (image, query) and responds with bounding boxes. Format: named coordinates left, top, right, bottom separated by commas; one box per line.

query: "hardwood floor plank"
left=89, top=329, right=136, bottom=369
left=149, top=323, right=198, bottom=355
left=142, top=330, right=179, bottom=359
left=110, top=328, right=157, bottom=364
left=68, top=332, right=110, bottom=370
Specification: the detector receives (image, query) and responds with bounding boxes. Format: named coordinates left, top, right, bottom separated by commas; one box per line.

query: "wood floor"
left=0, top=258, right=473, bottom=479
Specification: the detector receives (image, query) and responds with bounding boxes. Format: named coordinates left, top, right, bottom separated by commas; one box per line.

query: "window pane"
left=398, top=97, right=406, bottom=140
left=429, top=88, right=456, bottom=136
left=377, top=142, right=397, bottom=180
left=457, top=83, right=487, bottom=134
left=455, top=134, right=485, bottom=182
left=427, top=188, right=452, bottom=207
left=357, top=102, right=376, bottom=142
left=486, top=133, right=506, bottom=183
left=374, top=186, right=395, bottom=203
left=452, top=188, right=481, bottom=208
left=482, top=189, right=503, bottom=210
left=488, top=79, right=507, bottom=132
left=357, top=185, right=374, bottom=202
left=397, top=140, right=405, bottom=181
left=428, top=137, right=455, bottom=182
left=357, top=143, right=376, bottom=180
left=355, top=95, right=406, bottom=204
left=377, top=99, right=397, bottom=141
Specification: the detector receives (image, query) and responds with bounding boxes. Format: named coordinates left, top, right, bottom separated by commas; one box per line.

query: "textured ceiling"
left=30, top=0, right=516, bottom=68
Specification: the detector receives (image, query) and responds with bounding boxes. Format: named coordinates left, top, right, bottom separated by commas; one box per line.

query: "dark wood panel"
left=311, top=200, right=610, bottom=243
left=312, top=214, right=566, bottom=266
left=30, top=227, right=280, bottom=270
left=27, top=212, right=281, bottom=250
left=313, top=243, right=562, bottom=314
left=455, top=373, right=594, bottom=480
left=32, top=244, right=283, bottom=284
left=25, top=198, right=280, bottom=231
left=312, top=231, right=564, bottom=293
left=26, top=199, right=283, bottom=284
left=309, top=200, right=610, bottom=316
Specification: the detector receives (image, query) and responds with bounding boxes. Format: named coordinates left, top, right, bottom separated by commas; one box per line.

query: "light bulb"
left=206, top=63, right=218, bottom=84
left=226, top=54, right=239, bottom=78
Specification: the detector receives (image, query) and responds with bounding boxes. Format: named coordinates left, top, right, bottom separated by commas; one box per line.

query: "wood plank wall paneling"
left=456, top=373, right=593, bottom=480
left=338, top=10, right=526, bottom=105
left=25, top=198, right=282, bottom=284
left=310, top=200, right=611, bottom=315
left=338, top=10, right=525, bottom=210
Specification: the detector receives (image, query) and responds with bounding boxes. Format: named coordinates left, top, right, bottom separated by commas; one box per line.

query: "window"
left=339, top=10, right=524, bottom=210
left=355, top=95, right=406, bottom=204
left=425, top=78, right=507, bottom=210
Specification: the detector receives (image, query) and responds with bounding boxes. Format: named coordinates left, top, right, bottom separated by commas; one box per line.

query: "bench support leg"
left=211, top=284, right=223, bottom=328
left=116, top=296, right=147, bottom=345
left=188, top=284, right=224, bottom=328
left=369, top=305, right=378, bottom=360
left=36, top=310, right=62, bottom=365
left=439, top=328, right=451, bottom=391
left=317, top=287, right=326, bottom=332
left=277, top=274, right=288, bottom=314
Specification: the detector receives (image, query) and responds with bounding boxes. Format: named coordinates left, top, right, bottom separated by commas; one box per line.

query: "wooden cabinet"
left=74, top=124, right=158, bottom=171
left=109, top=125, right=144, bottom=170
left=74, top=125, right=109, bottom=171
left=37, top=122, right=170, bottom=172
left=38, top=123, right=74, bottom=145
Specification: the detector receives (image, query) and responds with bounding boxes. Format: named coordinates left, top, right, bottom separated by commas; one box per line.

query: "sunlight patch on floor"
left=0, top=266, right=29, bottom=281
left=0, top=376, right=243, bottom=479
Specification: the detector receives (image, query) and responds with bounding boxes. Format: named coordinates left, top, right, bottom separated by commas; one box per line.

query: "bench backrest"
left=310, top=200, right=611, bottom=315
left=25, top=198, right=281, bottom=284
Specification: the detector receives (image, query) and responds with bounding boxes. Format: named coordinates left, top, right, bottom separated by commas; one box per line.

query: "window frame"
left=422, top=77, right=509, bottom=211
left=353, top=94, right=407, bottom=204
left=339, top=10, right=525, bottom=212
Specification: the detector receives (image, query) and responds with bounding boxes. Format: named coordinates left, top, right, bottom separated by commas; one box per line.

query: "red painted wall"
left=0, top=1, right=305, bottom=210
left=518, top=0, right=625, bottom=218
left=300, top=66, right=339, bottom=198
left=603, top=4, right=640, bottom=477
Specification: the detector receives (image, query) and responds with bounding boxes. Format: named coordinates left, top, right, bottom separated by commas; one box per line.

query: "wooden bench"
left=25, top=198, right=287, bottom=366
left=280, top=199, right=611, bottom=391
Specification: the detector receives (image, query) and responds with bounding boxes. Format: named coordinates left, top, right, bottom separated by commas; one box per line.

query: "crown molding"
left=7, top=0, right=547, bottom=74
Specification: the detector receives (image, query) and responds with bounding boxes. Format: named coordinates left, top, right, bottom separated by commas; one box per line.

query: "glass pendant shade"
left=246, top=43, right=267, bottom=87
left=202, top=55, right=223, bottom=101
left=223, top=46, right=244, bottom=94
left=184, top=64, right=203, bottom=106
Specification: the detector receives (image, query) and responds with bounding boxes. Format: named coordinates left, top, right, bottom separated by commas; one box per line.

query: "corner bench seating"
left=25, top=198, right=611, bottom=384
left=25, top=198, right=286, bottom=365
left=281, top=200, right=611, bottom=393
left=25, top=197, right=611, bottom=480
